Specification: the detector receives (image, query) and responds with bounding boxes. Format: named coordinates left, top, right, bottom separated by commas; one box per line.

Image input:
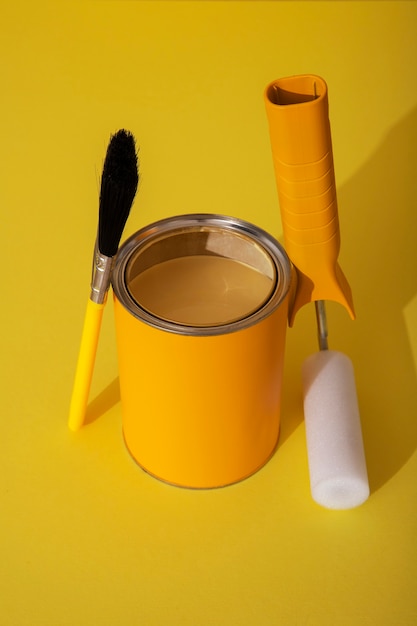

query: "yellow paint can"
left=112, top=214, right=291, bottom=488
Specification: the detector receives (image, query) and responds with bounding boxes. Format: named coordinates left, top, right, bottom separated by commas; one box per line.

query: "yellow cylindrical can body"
left=112, top=214, right=291, bottom=488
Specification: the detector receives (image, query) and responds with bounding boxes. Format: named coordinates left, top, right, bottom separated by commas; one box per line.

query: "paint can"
left=112, top=214, right=292, bottom=488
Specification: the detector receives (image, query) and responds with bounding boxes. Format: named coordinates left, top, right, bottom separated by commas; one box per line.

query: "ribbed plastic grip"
left=264, top=75, right=355, bottom=324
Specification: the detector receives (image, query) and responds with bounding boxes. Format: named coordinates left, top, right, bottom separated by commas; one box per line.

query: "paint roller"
left=264, top=74, right=369, bottom=509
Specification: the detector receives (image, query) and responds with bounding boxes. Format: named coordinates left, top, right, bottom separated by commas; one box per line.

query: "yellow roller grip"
left=68, top=298, right=105, bottom=431
left=264, top=74, right=355, bottom=325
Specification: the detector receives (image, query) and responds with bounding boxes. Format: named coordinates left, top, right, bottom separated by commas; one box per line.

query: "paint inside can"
left=125, top=226, right=276, bottom=327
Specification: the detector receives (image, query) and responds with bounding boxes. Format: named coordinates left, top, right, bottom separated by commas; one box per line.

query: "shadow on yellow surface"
left=337, top=105, right=417, bottom=493
left=85, top=376, right=120, bottom=426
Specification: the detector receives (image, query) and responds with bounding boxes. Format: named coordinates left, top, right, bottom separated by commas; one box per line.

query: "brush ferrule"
left=90, top=249, right=113, bottom=304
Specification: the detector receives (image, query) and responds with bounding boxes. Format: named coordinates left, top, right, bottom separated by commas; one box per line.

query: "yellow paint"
left=128, top=255, right=274, bottom=326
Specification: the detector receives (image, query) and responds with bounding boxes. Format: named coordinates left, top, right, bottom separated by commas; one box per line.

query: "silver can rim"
left=111, top=213, right=292, bottom=337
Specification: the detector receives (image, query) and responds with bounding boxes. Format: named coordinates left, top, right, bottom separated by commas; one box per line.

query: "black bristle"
left=98, top=129, right=139, bottom=257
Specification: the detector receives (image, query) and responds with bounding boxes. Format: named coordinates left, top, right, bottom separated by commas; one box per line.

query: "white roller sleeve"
left=302, top=350, right=369, bottom=510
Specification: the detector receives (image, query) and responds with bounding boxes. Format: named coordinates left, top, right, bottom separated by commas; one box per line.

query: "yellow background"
left=1, top=1, right=416, bottom=624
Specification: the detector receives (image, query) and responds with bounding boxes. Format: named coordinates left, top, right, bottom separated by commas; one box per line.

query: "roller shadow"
left=335, top=105, right=417, bottom=493
left=275, top=106, right=417, bottom=495
left=84, top=377, right=121, bottom=425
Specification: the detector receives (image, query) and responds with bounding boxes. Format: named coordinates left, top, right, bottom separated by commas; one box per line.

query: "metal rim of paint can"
left=112, top=213, right=291, bottom=335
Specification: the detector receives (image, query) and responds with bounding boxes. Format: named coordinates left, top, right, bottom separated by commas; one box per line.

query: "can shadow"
left=84, top=377, right=121, bottom=426
left=278, top=105, right=417, bottom=494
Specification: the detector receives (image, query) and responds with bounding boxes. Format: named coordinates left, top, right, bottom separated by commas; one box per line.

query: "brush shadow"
left=85, top=377, right=121, bottom=425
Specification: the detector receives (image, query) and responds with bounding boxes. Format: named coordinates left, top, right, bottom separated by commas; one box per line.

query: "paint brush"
left=68, top=129, right=139, bottom=431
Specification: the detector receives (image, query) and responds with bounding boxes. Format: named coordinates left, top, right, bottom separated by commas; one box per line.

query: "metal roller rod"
left=315, top=300, right=329, bottom=351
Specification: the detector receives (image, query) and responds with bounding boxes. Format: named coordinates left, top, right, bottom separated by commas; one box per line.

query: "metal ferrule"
left=90, top=246, right=113, bottom=304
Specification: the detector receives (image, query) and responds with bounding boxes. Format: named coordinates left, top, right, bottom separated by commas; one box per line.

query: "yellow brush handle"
left=68, top=298, right=105, bottom=431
